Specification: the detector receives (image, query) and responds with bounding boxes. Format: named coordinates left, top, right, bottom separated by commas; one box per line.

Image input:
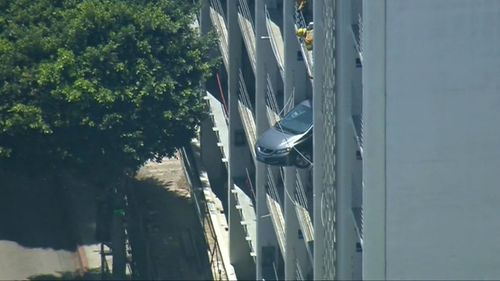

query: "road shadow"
left=0, top=160, right=212, bottom=280
left=0, top=169, right=79, bottom=251
left=127, top=175, right=212, bottom=280
left=27, top=268, right=104, bottom=280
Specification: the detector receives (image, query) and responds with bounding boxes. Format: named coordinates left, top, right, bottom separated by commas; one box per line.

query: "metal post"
left=111, top=184, right=126, bottom=280
left=100, top=243, right=106, bottom=280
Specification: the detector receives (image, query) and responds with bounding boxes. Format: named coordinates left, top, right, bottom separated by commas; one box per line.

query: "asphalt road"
left=0, top=171, right=80, bottom=280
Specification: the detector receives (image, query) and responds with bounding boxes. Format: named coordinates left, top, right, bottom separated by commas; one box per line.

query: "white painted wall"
left=384, top=0, right=500, bottom=279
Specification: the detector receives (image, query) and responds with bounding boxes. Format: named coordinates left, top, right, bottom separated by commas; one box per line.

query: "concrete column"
left=362, top=0, right=386, bottom=279
left=227, top=0, right=245, bottom=267
left=283, top=0, right=309, bottom=280
left=255, top=0, right=269, bottom=279
left=312, top=0, right=330, bottom=279
left=200, top=0, right=211, bottom=35
left=335, top=0, right=356, bottom=279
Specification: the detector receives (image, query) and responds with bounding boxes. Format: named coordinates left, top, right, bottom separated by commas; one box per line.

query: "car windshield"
left=275, top=104, right=312, bottom=134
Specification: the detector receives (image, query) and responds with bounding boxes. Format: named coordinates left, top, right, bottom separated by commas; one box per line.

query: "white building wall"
left=362, top=0, right=387, bottom=279
left=366, top=0, right=500, bottom=279
left=205, top=0, right=500, bottom=279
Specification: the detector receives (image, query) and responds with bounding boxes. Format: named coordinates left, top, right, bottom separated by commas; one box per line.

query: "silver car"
left=255, top=100, right=313, bottom=168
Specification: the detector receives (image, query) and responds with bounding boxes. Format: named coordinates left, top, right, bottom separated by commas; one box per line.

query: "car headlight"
left=275, top=147, right=291, bottom=154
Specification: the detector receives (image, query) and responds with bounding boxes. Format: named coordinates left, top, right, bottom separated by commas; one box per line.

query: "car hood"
left=256, top=126, right=306, bottom=150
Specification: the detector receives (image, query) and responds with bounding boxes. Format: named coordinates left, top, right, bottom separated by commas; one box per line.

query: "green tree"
left=0, top=0, right=219, bottom=178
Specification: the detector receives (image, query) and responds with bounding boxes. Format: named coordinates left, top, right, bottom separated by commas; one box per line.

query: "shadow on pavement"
left=0, top=161, right=212, bottom=280
left=0, top=169, right=79, bottom=251
left=127, top=176, right=212, bottom=280
left=27, top=268, right=104, bottom=280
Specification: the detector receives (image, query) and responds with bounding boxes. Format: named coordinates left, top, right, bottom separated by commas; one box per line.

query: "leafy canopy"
left=0, top=0, right=218, bottom=176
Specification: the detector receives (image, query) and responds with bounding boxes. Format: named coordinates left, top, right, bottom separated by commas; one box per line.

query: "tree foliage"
left=0, top=0, right=218, bottom=177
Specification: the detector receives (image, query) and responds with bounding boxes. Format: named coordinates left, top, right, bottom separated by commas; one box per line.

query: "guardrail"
left=296, top=260, right=305, bottom=280
left=237, top=70, right=257, bottom=156
left=231, top=183, right=257, bottom=260
left=204, top=92, right=229, bottom=167
left=293, top=7, right=314, bottom=79
left=294, top=170, right=314, bottom=263
left=265, top=5, right=285, bottom=79
left=351, top=13, right=363, bottom=63
left=352, top=114, right=363, bottom=159
left=352, top=207, right=363, bottom=241
left=265, top=74, right=281, bottom=126
left=265, top=166, right=286, bottom=256
left=209, top=0, right=229, bottom=71
left=237, top=0, right=256, bottom=73
left=245, top=168, right=256, bottom=205
left=283, top=87, right=296, bottom=115
left=262, top=78, right=289, bottom=258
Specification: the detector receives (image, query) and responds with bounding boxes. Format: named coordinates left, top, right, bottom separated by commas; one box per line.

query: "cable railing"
left=293, top=6, right=314, bottom=79
left=265, top=193, right=286, bottom=257
left=209, top=0, right=229, bottom=71
left=282, top=87, right=296, bottom=116
left=352, top=207, right=363, bottom=242
left=264, top=5, right=285, bottom=80
left=352, top=114, right=363, bottom=159
left=231, top=182, right=257, bottom=261
left=245, top=168, right=256, bottom=205
left=237, top=70, right=257, bottom=156
left=231, top=170, right=257, bottom=261
left=237, top=0, right=256, bottom=73
left=279, top=167, right=286, bottom=187
left=295, top=171, right=310, bottom=211
left=265, top=166, right=286, bottom=256
left=351, top=13, right=363, bottom=63
left=265, top=74, right=281, bottom=126
left=266, top=167, right=283, bottom=212
left=359, top=182, right=364, bottom=240
left=266, top=74, right=281, bottom=113
left=296, top=260, right=305, bottom=280
left=272, top=262, right=280, bottom=280
left=266, top=106, right=279, bottom=128
left=204, top=92, right=229, bottom=167
left=229, top=169, right=257, bottom=260
left=294, top=170, right=314, bottom=263
left=265, top=81, right=314, bottom=168
left=216, top=73, right=228, bottom=122
left=265, top=81, right=314, bottom=171
left=238, top=69, right=254, bottom=114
